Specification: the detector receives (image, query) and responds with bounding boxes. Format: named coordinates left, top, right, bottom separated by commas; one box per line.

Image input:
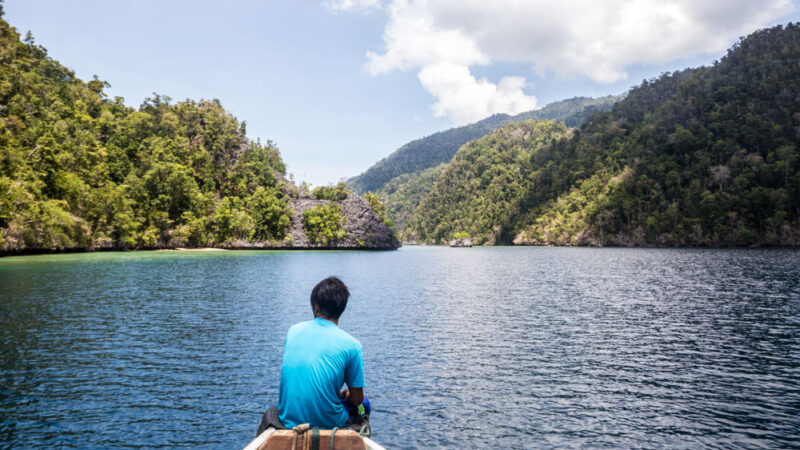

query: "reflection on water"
left=1, top=248, right=799, bottom=448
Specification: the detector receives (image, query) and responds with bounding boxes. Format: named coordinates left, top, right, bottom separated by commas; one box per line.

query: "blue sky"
left=5, top=1, right=800, bottom=186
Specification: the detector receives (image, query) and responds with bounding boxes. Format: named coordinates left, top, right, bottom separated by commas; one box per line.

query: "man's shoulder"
left=333, top=327, right=362, bottom=352
left=286, top=320, right=361, bottom=351
left=290, top=320, right=315, bottom=329
left=286, top=320, right=315, bottom=337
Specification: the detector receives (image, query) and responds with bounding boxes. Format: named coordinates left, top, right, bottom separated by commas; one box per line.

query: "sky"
left=5, top=0, right=800, bottom=186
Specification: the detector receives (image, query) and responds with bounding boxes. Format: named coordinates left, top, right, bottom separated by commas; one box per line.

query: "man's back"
left=278, top=318, right=364, bottom=428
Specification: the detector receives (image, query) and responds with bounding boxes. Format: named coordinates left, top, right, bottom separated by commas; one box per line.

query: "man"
left=270, top=276, right=368, bottom=430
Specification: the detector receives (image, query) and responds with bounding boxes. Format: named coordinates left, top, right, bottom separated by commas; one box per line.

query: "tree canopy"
left=0, top=17, right=290, bottom=252
left=403, top=24, right=800, bottom=246
left=348, top=96, right=618, bottom=195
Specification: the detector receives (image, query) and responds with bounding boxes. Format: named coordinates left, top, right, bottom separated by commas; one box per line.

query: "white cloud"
left=418, top=62, right=537, bottom=124
left=344, top=0, right=795, bottom=123
left=364, top=0, right=487, bottom=74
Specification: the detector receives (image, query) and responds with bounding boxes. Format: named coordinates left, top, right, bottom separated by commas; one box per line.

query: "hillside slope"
left=0, top=15, right=397, bottom=254
left=403, top=121, right=572, bottom=244
left=407, top=24, right=800, bottom=246
left=374, top=164, right=446, bottom=229
left=348, top=96, right=618, bottom=194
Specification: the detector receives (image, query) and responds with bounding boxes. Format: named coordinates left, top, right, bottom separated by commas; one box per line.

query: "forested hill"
left=348, top=95, right=618, bottom=194
left=405, top=24, right=800, bottom=247
left=0, top=14, right=396, bottom=253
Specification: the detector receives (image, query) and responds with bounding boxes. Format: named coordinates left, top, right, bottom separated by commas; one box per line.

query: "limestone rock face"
left=283, top=196, right=400, bottom=249
left=448, top=237, right=473, bottom=247
left=339, top=196, right=400, bottom=249
left=226, top=174, right=400, bottom=250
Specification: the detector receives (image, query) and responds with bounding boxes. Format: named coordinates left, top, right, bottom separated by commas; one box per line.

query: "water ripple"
left=1, top=248, right=799, bottom=448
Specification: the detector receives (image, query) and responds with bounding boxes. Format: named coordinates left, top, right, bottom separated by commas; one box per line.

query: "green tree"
left=363, top=192, right=394, bottom=229
left=403, top=24, right=800, bottom=247
left=312, top=182, right=350, bottom=201
left=248, top=186, right=291, bottom=241
left=0, top=13, right=291, bottom=253
left=302, top=204, right=346, bottom=245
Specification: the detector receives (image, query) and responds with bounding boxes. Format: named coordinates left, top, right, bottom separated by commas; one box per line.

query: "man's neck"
left=314, top=314, right=338, bottom=326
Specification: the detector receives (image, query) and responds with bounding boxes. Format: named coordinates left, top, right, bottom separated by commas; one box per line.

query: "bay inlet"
left=1, top=247, right=798, bottom=448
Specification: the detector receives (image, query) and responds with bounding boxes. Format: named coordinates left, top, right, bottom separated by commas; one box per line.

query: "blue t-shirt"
left=278, top=318, right=365, bottom=428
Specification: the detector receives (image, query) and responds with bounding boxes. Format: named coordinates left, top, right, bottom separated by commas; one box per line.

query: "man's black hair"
left=310, top=276, right=350, bottom=319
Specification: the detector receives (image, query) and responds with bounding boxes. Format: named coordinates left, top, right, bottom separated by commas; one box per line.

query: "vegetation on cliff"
left=404, top=24, right=800, bottom=246
left=302, top=203, right=347, bottom=245
left=348, top=96, right=618, bottom=195
left=311, top=182, right=350, bottom=202
left=0, top=14, right=290, bottom=252
left=362, top=192, right=395, bottom=229
left=403, top=121, right=572, bottom=244
left=373, top=164, right=445, bottom=229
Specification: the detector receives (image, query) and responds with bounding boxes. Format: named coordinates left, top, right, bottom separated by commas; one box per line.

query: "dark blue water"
left=1, top=247, right=799, bottom=448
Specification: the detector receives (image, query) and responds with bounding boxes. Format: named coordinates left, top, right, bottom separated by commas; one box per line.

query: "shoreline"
left=0, top=244, right=401, bottom=258
left=400, top=242, right=800, bottom=249
left=4, top=242, right=799, bottom=258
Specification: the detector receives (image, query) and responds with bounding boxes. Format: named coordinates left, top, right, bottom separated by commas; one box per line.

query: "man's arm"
left=348, top=387, right=364, bottom=407
left=343, top=342, right=365, bottom=408
left=339, top=386, right=364, bottom=407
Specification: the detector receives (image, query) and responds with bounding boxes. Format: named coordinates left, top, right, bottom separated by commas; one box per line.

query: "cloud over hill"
left=333, top=0, right=794, bottom=123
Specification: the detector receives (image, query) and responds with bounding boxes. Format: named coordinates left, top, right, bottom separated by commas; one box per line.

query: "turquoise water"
left=1, top=247, right=799, bottom=448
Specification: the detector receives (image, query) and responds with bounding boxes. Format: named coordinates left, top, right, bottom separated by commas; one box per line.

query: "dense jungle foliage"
left=348, top=96, right=618, bottom=194
left=405, top=24, right=800, bottom=246
left=374, top=164, right=445, bottom=229
left=0, top=14, right=291, bottom=252
left=302, top=203, right=347, bottom=245
left=403, top=121, right=572, bottom=244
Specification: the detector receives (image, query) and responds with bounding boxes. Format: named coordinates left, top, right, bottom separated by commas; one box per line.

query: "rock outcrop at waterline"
left=296, top=196, right=399, bottom=249
left=448, top=237, right=473, bottom=247
left=273, top=173, right=399, bottom=250
left=227, top=192, right=400, bottom=250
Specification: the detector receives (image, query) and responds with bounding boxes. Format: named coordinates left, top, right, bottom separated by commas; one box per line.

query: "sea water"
left=1, top=247, right=799, bottom=448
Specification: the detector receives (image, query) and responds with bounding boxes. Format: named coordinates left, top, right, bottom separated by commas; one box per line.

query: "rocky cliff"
left=288, top=196, right=399, bottom=249
left=223, top=174, right=400, bottom=251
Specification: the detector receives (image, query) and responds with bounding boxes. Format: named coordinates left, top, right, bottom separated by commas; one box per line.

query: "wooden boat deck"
left=243, top=427, right=386, bottom=450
